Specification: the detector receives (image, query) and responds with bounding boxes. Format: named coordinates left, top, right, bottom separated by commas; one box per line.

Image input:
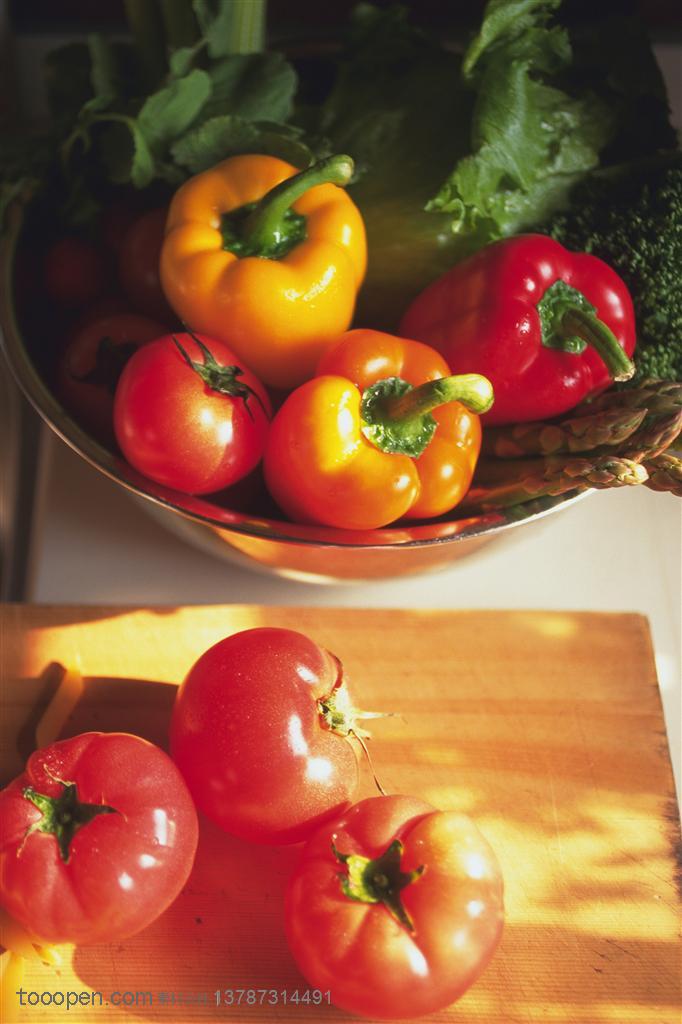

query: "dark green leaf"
left=171, top=115, right=315, bottom=174
left=193, top=0, right=265, bottom=58
left=129, top=123, right=156, bottom=188
left=169, top=45, right=199, bottom=77
left=426, top=4, right=614, bottom=236
left=43, top=43, right=93, bottom=122
left=202, top=53, right=297, bottom=123
left=98, top=117, right=155, bottom=188
left=137, top=68, right=212, bottom=155
left=88, top=33, right=117, bottom=106
left=463, top=0, right=561, bottom=78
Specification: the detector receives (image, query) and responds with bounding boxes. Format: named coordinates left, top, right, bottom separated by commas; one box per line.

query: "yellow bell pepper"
left=160, top=154, right=367, bottom=390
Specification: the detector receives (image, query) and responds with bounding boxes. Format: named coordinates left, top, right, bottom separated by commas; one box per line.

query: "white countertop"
left=27, top=428, right=681, bottom=800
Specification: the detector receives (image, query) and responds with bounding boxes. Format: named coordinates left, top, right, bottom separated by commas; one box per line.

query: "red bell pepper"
left=400, top=234, right=636, bottom=425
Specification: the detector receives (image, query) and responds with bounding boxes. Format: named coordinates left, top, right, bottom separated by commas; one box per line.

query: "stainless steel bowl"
left=0, top=202, right=587, bottom=583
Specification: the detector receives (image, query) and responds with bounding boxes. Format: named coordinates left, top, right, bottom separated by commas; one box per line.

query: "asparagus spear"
left=643, top=452, right=682, bottom=496
left=462, top=455, right=648, bottom=512
left=482, top=407, right=646, bottom=457
left=574, top=380, right=681, bottom=415
left=612, top=405, right=682, bottom=461
left=465, top=380, right=680, bottom=511
left=482, top=380, right=681, bottom=457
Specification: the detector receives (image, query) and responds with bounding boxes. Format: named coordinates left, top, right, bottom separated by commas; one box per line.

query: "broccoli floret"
left=546, top=154, right=682, bottom=385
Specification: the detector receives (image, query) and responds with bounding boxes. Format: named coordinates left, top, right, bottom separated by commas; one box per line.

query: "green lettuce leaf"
left=428, top=0, right=676, bottom=238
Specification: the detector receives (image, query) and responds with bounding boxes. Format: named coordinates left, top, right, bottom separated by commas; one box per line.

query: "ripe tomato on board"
left=285, top=794, right=504, bottom=1019
left=0, top=733, right=199, bottom=945
left=114, top=332, right=271, bottom=495
left=57, top=313, right=166, bottom=445
left=170, top=628, right=364, bottom=845
left=118, top=208, right=175, bottom=322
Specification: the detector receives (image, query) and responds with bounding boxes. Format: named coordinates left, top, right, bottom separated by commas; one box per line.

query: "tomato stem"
left=22, top=777, right=117, bottom=863
left=172, top=330, right=268, bottom=420
left=332, top=838, right=425, bottom=933
left=317, top=678, right=391, bottom=796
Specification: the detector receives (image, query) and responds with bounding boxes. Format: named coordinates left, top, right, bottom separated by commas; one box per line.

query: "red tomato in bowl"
left=57, top=313, right=166, bottom=445
left=285, top=794, right=504, bottom=1019
left=44, top=237, right=106, bottom=309
left=114, top=332, right=271, bottom=495
left=0, top=733, right=199, bottom=945
left=170, top=628, right=362, bottom=844
left=118, top=208, right=175, bottom=322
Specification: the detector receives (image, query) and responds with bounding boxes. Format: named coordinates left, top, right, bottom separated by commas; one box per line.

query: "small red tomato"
left=286, top=794, right=504, bottom=1019
left=57, top=313, right=165, bottom=445
left=114, top=332, right=271, bottom=494
left=0, top=733, right=199, bottom=945
left=170, top=628, right=362, bottom=844
left=118, top=208, right=174, bottom=322
left=44, top=237, right=106, bottom=309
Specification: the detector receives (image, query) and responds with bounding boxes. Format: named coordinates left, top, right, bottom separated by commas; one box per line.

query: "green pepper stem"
left=560, top=308, right=634, bottom=382
left=384, top=374, right=494, bottom=420
left=242, top=155, right=354, bottom=256
left=361, top=374, right=494, bottom=459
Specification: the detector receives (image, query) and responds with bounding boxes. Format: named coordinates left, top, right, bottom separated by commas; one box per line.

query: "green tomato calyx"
left=22, top=775, right=118, bottom=863
left=317, top=666, right=390, bottom=795
left=332, top=838, right=425, bottom=933
left=172, top=330, right=268, bottom=420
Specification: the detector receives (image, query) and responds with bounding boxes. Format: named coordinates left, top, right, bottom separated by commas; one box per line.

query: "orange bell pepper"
left=263, top=329, right=493, bottom=530
left=160, top=154, right=367, bottom=390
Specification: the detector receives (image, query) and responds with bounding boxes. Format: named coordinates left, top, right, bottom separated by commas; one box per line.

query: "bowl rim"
left=0, top=198, right=588, bottom=551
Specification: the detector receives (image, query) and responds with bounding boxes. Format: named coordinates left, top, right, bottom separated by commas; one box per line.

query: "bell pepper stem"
left=361, top=374, right=494, bottom=459
left=384, top=374, right=494, bottom=420
left=560, top=308, right=634, bottom=382
left=242, top=155, right=354, bottom=256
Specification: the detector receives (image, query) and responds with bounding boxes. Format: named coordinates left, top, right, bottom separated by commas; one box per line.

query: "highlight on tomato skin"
left=169, top=627, right=363, bottom=845
left=0, top=732, right=199, bottom=946
left=285, top=794, right=504, bottom=1020
left=113, top=332, right=272, bottom=496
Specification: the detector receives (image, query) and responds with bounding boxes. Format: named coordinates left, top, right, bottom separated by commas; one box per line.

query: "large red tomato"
left=114, top=332, right=271, bottom=494
left=170, top=628, right=362, bottom=845
left=56, top=312, right=166, bottom=445
left=0, top=733, right=199, bottom=945
left=285, top=795, right=504, bottom=1019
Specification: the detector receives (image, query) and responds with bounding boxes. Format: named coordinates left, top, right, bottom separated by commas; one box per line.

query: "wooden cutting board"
left=0, top=605, right=679, bottom=1023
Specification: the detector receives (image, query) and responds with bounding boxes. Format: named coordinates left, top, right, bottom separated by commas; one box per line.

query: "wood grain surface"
left=0, top=604, right=680, bottom=1023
